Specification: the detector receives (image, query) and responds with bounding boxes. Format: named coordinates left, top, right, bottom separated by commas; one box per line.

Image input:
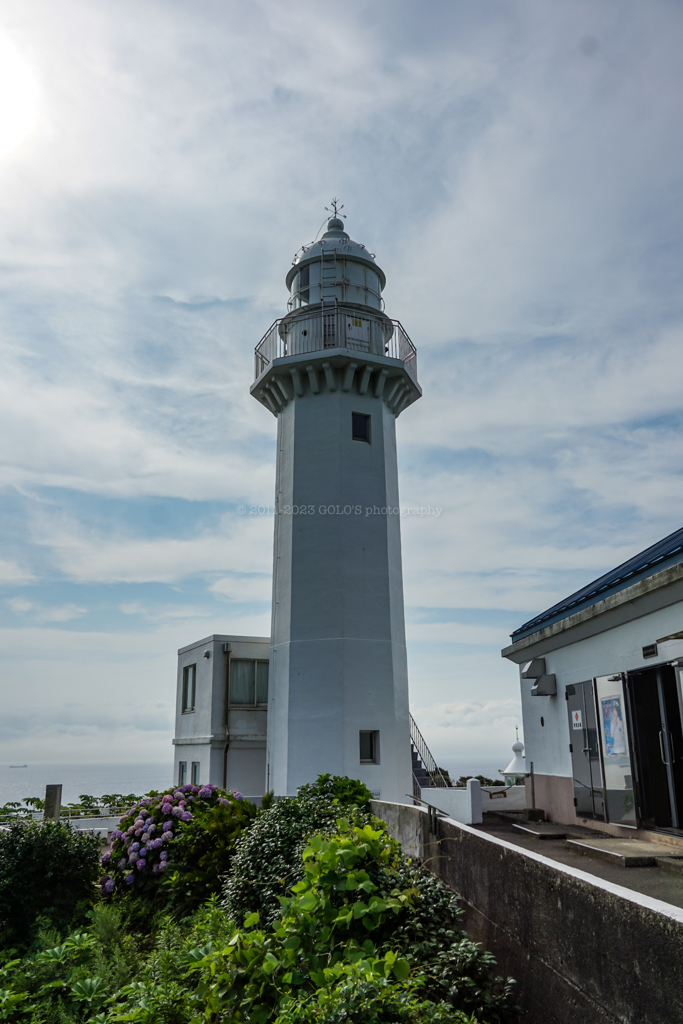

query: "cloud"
left=0, top=0, right=682, bottom=769
left=5, top=597, right=86, bottom=621
left=411, top=699, right=523, bottom=760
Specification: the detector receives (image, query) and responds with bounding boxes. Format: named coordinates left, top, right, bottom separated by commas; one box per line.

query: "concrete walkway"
left=479, top=811, right=683, bottom=909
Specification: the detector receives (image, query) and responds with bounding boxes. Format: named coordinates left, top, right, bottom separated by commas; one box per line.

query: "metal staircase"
left=410, top=713, right=450, bottom=799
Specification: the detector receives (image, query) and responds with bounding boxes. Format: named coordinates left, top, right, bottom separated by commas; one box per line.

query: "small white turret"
left=502, top=729, right=527, bottom=785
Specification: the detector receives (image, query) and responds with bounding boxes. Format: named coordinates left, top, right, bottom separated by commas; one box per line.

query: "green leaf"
left=244, top=911, right=260, bottom=929
left=392, top=958, right=411, bottom=981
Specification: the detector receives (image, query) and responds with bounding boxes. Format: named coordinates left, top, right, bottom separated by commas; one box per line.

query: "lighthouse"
left=251, top=204, right=421, bottom=802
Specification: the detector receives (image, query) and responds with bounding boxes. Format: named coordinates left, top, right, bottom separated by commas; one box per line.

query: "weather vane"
left=325, top=198, right=346, bottom=220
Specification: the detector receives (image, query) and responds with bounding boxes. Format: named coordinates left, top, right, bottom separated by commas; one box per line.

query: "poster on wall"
left=601, top=696, right=627, bottom=755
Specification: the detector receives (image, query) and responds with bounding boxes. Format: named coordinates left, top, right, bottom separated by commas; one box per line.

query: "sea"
left=0, top=763, right=173, bottom=807
left=0, top=756, right=508, bottom=807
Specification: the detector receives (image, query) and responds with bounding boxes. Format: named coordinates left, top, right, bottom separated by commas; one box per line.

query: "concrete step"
left=512, top=822, right=568, bottom=840
left=567, top=838, right=681, bottom=867
left=655, top=856, right=683, bottom=875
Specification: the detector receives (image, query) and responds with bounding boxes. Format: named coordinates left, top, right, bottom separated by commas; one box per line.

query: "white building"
left=173, top=634, right=269, bottom=795
left=173, top=210, right=422, bottom=804
left=502, top=527, right=683, bottom=838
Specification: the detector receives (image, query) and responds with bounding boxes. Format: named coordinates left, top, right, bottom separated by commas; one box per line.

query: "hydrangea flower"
left=125, top=873, right=135, bottom=885
left=232, top=792, right=244, bottom=801
left=101, top=851, right=111, bottom=866
left=131, top=842, right=140, bottom=852
left=171, top=806, right=182, bottom=818
left=100, top=877, right=115, bottom=895
left=173, top=789, right=184, bottom=799
left=118, top=858, right=127, bottom=870
left=136, top=858, right=146, bottom=870
left=139, top=809, right=149, bottom=819
left=162, top=820, right=173, bottom=832
left=180, top=811, right=193, bottom=822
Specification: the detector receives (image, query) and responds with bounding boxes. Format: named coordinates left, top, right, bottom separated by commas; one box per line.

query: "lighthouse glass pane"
left=230, top=660, right=255, bottom=704
left=595, top=674, right=637, bottom=827
left=256, top=662, right=269, bottom=704
left=298, top=266, right=309, bottom=305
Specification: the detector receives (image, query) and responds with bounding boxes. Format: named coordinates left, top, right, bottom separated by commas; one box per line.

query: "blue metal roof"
left=510, top=525, right=683, bottom=642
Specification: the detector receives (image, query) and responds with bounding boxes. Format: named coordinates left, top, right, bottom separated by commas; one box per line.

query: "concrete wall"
left=420, top=779, right=483, bottom=824
left=372, top=800, right=683, bottom=1024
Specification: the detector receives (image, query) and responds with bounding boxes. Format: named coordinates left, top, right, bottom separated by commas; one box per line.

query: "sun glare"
left=0, top=36, right=38, bottom=157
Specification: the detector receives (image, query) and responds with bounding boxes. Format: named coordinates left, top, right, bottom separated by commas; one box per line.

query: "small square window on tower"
left=178, top=761, right=187, bottom=786
left=352, top=412, right=371, bottom=443
left=359, top=730, right=380, bottom=764
left=191, top=762, right=200, bottom=785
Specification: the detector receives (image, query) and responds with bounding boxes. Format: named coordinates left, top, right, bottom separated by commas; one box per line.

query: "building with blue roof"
left=502, top=528, right=683, bottom=839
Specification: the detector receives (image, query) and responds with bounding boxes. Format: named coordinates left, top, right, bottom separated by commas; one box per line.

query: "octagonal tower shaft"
left=251, top=217, right=421, bottom=802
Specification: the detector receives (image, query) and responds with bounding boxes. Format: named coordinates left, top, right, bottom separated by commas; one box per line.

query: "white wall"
left=518, top=598, right=683, bottom=779
left=267, top=359, right=414, bottom=803
left=173, top=634, right=269, bottom=790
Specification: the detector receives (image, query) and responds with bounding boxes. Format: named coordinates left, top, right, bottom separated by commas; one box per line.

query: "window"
left=182, top=664, right=196, bottom=713
left=352, top=412, right=370, bottom=443
left=359, top=730, right=380, bottom=764
left=178, top=761, right=187, bottom=786
left=191, top=762, right=200, bottom=785
left=298, top=265, right=310, bottom=305
left=230, top=659, right=269, bottom=705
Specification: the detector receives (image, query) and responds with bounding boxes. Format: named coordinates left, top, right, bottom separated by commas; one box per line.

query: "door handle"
left=660, top=731, right=670, bottom=765
left=670, top=732, right=676, bottom=764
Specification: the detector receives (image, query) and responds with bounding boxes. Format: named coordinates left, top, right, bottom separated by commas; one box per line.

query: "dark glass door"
left=627, top=666, right=683, bottom=831
left=566, top=680, right=605, bottom=820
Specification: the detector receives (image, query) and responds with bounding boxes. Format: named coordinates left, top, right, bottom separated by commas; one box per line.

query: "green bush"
left=222, top=777, right=377, bottom=926
left=0, top=821, right=100, bottom=948
left=204, top=820, right=517, bottom=1023
left=104, top=784, right=256, bottom=914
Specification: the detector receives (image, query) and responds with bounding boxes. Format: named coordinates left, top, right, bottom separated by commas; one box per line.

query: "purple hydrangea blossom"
left=159, top=861, right=168, bottom=871
left=136, top=858, right=146, bottom=870
left=232, top=792, right=244, bottom=801
left=101, top=851, right=111, bottom=866
left=125, top=873, right=135, bottom=885
left=150, top=838, right=163, bottom=849
left=198, top=787, right=213, bottom=799
left=147, top=823, right=156, bottom=833
left=218, top=798, right=229, bottom=807
left=152, top=864, right=161, bottom=874
left=173, top=789, right=184, bottom=799
left=180, top=811, right=193, bottom=822
left=100, top=876, right=115, bottom=895
left=171, top=806, right=182, bottom=817
left=162, top=820, right=173, bottom=832
left=160, top=850, right=168, bottom=860
left=139, top=809, right=149, bottom=819
left=131, top=842, right=140, bottom=852
left=178, top=800, right=186, bottom=809
left=118, top=858, right=127, bottom=870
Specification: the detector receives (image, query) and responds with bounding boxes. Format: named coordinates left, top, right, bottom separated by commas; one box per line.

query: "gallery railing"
left=254, top=306, right=418, bottom=384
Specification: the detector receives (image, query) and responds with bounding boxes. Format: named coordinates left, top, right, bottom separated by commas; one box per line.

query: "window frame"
left=191, top=761, right=200, bottom=786
left=229, top=658, right=269, bottom=707
left=359, top=730, right=380, bottom=764
left=178, top=761, right=187, bottom=786
left=352, top=412, right=371, bottom=444
left=182, top=664, right=196, bottom=713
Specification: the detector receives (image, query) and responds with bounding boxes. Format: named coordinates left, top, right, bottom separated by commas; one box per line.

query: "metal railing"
left=410, top=713, right=450, bottom=788
left=254, top=306, right=417, bottom=384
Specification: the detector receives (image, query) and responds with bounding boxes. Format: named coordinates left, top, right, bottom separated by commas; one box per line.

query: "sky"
left=1, top=0, right=683, bottom=770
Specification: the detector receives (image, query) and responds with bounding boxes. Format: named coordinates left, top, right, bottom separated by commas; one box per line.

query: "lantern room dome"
left=286, top=215, right=387, bottom=311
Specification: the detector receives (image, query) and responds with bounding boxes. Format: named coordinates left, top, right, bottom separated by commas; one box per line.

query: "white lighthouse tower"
left=251, top=204, right=421, bottom=803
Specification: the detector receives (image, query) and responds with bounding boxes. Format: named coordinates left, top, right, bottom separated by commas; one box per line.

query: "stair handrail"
left=410, top=713, right=450, bottom=788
